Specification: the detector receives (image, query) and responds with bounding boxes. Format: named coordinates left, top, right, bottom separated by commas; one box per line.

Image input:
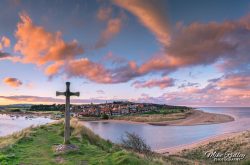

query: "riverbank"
left=155, top=131, right=243, bottom=155
left=165, top=130, right=250, bottom=164
left=88, top=110, right=234, bottom=126
left=0, top=119, right=162, bottom=165
left=0, top=110, right=58, bottom=117
left=1, top=118, right=249, bottom=164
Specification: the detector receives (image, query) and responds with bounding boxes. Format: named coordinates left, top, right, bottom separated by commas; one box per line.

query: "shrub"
left=121, top=132, right=151, bottom=155
left=101, top=114, right=109, bottom=120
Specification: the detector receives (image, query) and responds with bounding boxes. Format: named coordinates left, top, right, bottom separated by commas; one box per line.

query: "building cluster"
left=70, top=101, right=188, bottom=117
left=28, top=101, right=189, bottom=117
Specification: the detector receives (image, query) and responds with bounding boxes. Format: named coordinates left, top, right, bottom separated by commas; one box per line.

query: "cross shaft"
left=56, top=82, right=80, bottom=144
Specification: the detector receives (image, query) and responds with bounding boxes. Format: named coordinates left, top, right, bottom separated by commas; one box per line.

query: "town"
left=29, top=101, right=190, bottom=118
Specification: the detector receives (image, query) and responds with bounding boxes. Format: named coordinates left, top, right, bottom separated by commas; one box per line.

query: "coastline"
left=1, top=109, right=235, bottom=126
left=155, top=129, right=249, bottom=155
left=0, top=111, right=52, bottom=117
left=85, top=109, right=234, bottom=126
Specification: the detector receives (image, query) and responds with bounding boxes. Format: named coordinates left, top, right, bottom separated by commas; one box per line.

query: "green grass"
left=112, top=109, right=190, bottom=123
left=143, top=108, right=185, bottom=115
left=0, top=120, right=161, bottom=165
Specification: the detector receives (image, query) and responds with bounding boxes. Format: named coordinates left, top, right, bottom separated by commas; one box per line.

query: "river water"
left=0, top=114, right=53, bottom=137
left=83, top=107, right=250, bottom=150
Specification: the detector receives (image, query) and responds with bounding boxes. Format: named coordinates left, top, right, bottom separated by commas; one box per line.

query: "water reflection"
left=83, top=107, right=250, bottom=150
left=0, top=114, right=54, bottom=137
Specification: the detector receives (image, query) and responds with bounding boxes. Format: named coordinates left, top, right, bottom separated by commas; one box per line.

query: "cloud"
left=65, top=58, right=113, bottom=83
left=0, top=51, right=11, bottom=59
left=0, top=36, right=11, bottom=49
left=132, top=76, right=174, bottom=89
left=65, top=58, right=140, bottom=84
left=0, top=95, right=118, bottom=104
left=8, top=10, right=250, bottom=87
left=95, top=17, right=123, bottom=49
left=97, top=6, right=113, bottom=21
left=96, top=90, right=105, bottom=94
left=216, top=74, right=250, bottom=89
left=132, top=74, right=250, bottom=106
left=137, top=14, right=250, bottom=75
left=14, top=12, right=83, bottom=66
left=109, top=61, right=141, bottom=83
left=112, top=0, right=170, bottom=46
left=102, top=52, right=127, bottom=65
left=3, top=77, right=22, bottom=87
left=45, top=61, right=65, bottom=77
left=178, top=82, right=200, bottom=88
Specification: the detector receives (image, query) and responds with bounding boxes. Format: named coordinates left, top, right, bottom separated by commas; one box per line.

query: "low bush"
left=121, top=132, right=152, bottom=156
left=101, top=113, right=109, bottom=120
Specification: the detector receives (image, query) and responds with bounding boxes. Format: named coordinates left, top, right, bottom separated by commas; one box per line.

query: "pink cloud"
left=216, top=74, right=250, bottom=89
left=0, top=95, right=119, bottom=104
left=132, top=76, right=174, bottom=89
left=137, top=14, right=250, bottom=76
left=133, top=78, right=250, bottom=106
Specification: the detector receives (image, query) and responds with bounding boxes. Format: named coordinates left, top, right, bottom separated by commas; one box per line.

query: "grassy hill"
left=0, top=120, right=162, bottom=165
left=1, top=119, right=249, bottom=165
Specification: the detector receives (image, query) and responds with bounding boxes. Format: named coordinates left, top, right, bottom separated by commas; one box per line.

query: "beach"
left=155, top=131, right=243, bottom=155
left=91, top=109, right=234, bottom=126
left=147, top=109, right=234, bottom=126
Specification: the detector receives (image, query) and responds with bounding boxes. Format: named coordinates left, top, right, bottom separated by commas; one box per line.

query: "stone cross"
left=56, top=82, right=80, bottom=144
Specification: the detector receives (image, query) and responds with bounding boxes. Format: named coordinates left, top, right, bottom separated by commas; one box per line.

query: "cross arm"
left=56, top=91, right=66, bottom=96
left=70, top=92, right=80, bottom=97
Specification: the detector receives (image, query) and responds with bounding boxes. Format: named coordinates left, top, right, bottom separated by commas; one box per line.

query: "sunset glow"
left=0, top=0, right=250, bottom=106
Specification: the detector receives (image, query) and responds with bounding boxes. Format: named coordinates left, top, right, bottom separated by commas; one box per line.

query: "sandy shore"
left=89, top=110, right=234, bottom=126
left=147, top=109, right=234, bottom=126
left=155, top=131, right=244, bottom=155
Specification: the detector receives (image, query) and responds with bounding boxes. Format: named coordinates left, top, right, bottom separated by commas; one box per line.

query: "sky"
left=0, top=0, right=250, bottom=107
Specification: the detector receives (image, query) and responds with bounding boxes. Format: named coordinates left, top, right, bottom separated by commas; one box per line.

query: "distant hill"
left=2, top=104, right=34, bottom=108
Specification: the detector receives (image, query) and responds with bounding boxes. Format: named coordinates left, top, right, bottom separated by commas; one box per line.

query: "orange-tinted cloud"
left=1, top=36, right=11, bottom=48
left=66, top=58, right=113, bottom=83
left=95, top=17, right=123, bottom=49
left=0, top=36, right=11, bottom=50
left=3, top=77, right=22, bottom=87
left=14, top=12, right=83, bottom=65
left=132, top=76, right=174, bottom=89
left=45, top=61, right=65, bottom=77
left=97, top=6, right=113, bottom=21
left=113, top=0, right=170, bottom=46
